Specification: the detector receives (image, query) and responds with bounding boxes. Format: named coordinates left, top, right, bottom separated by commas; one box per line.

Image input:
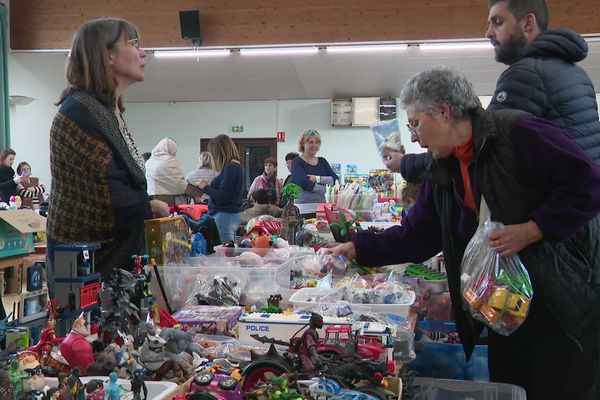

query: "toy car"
left=187, top=369, right=243, bottom=400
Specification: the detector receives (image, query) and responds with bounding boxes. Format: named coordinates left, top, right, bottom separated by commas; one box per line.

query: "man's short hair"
left=285, top=152, right=299, bottom=162
left=489, top=0, right=549, bottom=32
left=251, top=189, right=269, bottom=204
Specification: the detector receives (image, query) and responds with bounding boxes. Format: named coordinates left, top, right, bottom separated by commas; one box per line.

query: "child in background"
left=241, top=188, right=282, bottom=226
left=16, top=162, right=46, bottom=209
left=401, top=182, right=421, bottom=219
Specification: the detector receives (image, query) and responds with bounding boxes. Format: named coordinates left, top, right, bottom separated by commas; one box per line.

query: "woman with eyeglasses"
left=47, top=18, right=166, bottom=296
left=332, top=66, right=600, bottom=399
left=291, top=129, right=338, bottom=217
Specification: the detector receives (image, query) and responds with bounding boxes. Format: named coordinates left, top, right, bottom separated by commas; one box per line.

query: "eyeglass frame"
left=121, top=37, right=140, bottom=49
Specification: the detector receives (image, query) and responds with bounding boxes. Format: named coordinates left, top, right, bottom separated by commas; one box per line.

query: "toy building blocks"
left=53, top=243, right=101, bottom=311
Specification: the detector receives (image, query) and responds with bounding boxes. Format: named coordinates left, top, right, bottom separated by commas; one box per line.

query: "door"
left=200, top=138, right=277, bottom=197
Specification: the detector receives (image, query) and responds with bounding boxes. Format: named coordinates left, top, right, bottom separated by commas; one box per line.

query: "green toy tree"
left=281, top=183, right=301, bottom=200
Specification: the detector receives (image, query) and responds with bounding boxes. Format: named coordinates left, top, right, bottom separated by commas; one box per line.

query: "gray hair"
left=399, top=66, right=481, bottom=121
left=198, top=151, right=213, bottom=169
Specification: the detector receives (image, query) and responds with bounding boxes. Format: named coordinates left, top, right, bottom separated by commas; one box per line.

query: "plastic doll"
left=85, top=379, right=105, bottom=400
left=67, top=366, right=86, bottom=400
left=298, top=313, right=323, bottom=372
left=59, top=313, right=95, bottom=374
left=104, top=372, right=121, bottom=400
left=20, top=355, right=48, bottom=397
left=130, top=369, right=148, bottom=400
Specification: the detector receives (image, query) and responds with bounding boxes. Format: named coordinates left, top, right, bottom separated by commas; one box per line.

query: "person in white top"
left=145, top=137, right=187, bottom=205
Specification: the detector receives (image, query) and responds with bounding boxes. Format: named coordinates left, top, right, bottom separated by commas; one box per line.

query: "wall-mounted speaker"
left=179, top=10, right=202, bottom=46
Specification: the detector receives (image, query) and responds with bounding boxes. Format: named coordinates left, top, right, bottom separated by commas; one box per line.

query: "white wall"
left=7, top=52, right=600, bottom=188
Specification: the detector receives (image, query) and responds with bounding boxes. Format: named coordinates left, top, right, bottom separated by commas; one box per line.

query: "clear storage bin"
left=412, top=377, right=526, bottom=400
left=289, top=286, right=415, bottom=318
left=150, top=259, right=291, bottom=311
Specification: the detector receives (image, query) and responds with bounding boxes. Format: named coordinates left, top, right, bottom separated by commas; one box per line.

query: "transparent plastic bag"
left=372, top=118, right=402, bottom=155
left=186, top=274, right=242, bottom=306
left=460, top=220, right=533, bottom=336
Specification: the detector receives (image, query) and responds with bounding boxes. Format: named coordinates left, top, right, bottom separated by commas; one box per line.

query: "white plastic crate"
left=289, top=286, right=415, bottom=318
left=45, top=376, right=177, bottom=399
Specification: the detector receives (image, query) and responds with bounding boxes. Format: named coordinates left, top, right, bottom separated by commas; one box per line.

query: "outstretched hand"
left=328, top=242, right=357, bottom=262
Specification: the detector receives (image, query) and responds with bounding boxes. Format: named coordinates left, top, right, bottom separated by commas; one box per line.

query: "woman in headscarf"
left=145, top=137, right=188, bottom=205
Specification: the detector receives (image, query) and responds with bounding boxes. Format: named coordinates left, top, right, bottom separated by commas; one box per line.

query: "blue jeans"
left=212, top=212, right=241, bottom=243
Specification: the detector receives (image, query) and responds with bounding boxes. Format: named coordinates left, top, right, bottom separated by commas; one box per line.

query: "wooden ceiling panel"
left=10, top=0, right=600, bottom=50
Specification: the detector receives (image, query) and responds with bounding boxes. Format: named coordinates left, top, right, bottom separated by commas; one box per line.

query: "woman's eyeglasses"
left=306, top=130, right=319, bottom=136
left=122, top=38, right=140, bottom=49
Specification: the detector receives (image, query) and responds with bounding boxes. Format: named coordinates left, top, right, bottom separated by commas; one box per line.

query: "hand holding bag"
left=460, top=198, right=534, bottom=336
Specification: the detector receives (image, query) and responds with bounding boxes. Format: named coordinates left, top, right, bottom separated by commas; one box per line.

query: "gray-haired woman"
left=333, top=66, right=600, bottom=399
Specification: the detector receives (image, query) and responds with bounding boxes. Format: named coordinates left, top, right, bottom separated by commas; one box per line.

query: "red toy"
left=59, top=313, right=95, bottom=374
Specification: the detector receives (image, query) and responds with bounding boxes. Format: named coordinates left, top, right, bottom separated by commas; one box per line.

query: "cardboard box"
left=0, top=210, right=46, bottom=258
left=145, top=216, right=189, bottom=264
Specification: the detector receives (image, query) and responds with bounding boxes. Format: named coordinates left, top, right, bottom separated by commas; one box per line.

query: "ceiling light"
left=326, top=44, right=407, bottom=53
left=154, top=49, right=230, bottom=58
left=419, top=42, right=492, bottom=51
left=239, top=47, right=318, bottom=56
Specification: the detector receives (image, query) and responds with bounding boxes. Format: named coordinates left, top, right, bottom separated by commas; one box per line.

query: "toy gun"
left=250, top=334, right=290, bottom=348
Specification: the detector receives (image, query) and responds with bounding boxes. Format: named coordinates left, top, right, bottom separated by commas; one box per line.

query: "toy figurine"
left=59, top=313, right=95, bottom=374
left=8, top=359, right=28, bottom=398
left=139, top=333, right=182, bottom=380
left=299, top=313, right=323, bottom=372
left=104, top=372, right=121, bottom=400
left=0, top=369, right=15, bottom=400
left=130, top=369, right=148, bottom=400
left=159, top=326, right=207, bottom=358
left=19, top=354, right=48, bottom=398
left=28, top=317, right=64, bottom=365
left=86, top=379, right=105, bottom=400
left=67, top=366, right=86, bottom=400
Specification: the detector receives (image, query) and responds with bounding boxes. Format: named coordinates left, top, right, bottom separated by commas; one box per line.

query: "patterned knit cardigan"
left=47, top=91, right=149, bottom=243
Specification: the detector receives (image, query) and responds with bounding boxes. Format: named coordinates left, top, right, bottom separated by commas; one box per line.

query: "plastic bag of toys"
left=371, top=118, right=402, bottom=155
left=244, top=215, right=282, bottom=236
left=316, top=248, right=349, bottom=276
left=186, top=274, right=242, bottom=306
left=460, top=219, right=533, bottom=336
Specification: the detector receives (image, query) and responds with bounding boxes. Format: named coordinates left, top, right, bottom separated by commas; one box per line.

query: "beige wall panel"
left=10, top=0, right=600, bottom=50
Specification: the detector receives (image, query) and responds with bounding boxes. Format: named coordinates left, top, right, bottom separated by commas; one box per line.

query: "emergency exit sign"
left=231, top=125, right=244, bottom=133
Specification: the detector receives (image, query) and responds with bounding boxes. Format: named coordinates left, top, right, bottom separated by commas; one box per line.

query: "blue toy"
left=104, top=372, right=121, bottom=400
left=190, top=232, right=207, bottom=256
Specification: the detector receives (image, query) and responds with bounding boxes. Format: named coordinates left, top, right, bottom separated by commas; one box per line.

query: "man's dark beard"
left=495, top=30, right=528, bottom=65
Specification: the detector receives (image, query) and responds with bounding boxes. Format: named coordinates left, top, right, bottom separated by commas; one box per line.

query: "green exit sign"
left=231, top=125, right=244, bottom=133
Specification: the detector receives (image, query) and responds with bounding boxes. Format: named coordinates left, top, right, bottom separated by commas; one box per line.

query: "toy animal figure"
left=159, top=327, right=207, bottom=358
left=138, top=333, right=182, bottom=380
left=59, top=313, right=95, bottom=374
left=67, top=366, right=85, bottom=400
left=298, top=313, right=324, bottom=372
left=104, top=372, right=121, bottom=400
left=130, top=369, right=148, bottom=400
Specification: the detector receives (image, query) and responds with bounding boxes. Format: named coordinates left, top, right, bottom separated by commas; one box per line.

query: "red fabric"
left=59, top=331, right=94, bottom=374
left=452, top=135, right=477, bottom=212
left=176, top=204, right=208, bottom=220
